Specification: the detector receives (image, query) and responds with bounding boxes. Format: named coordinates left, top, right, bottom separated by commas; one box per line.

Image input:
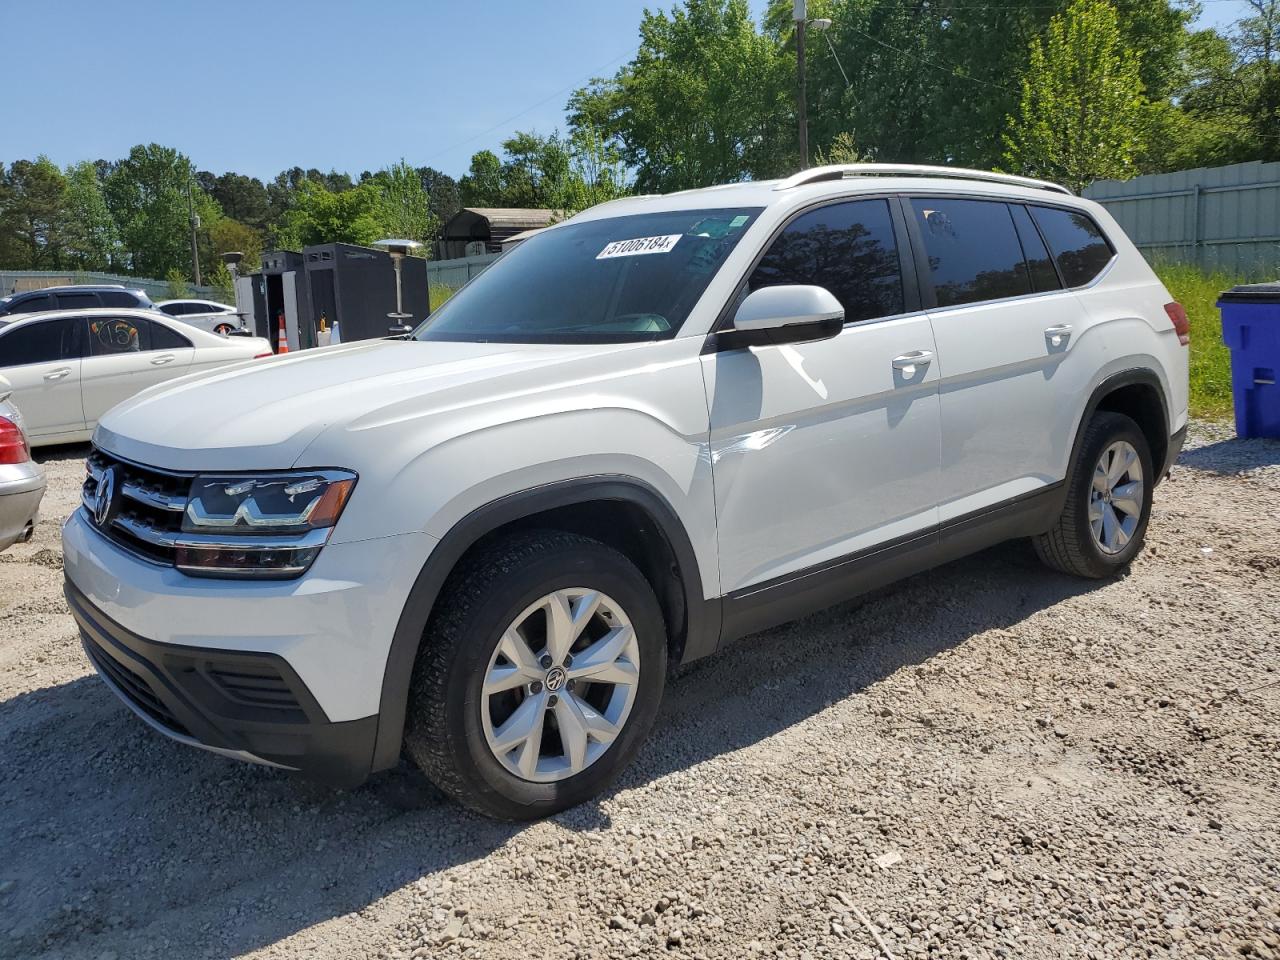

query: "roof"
left=442, top=208, right=559, bottom=240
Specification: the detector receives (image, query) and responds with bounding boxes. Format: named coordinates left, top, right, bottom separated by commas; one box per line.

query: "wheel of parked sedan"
left=1033, top=411, right=1155, bottom=579
left=403, top=530, right=667, bottom=820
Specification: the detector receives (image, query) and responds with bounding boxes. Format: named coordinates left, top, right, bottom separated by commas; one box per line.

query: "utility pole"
left=186, top=167, right=201, bottom=286
left=795, top=0, right=809, bottom=169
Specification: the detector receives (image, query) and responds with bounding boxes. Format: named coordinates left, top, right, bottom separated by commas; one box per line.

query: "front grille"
left=84, top=635, right=191, bottom=737
left=83, top=448, right=191, bottom=565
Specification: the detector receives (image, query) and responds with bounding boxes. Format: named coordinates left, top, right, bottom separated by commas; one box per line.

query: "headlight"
left=175, top=469, right=356, bottom=579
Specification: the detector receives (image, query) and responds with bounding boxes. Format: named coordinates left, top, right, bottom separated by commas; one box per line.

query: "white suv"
left=63, top=165, right=1189, bottom=819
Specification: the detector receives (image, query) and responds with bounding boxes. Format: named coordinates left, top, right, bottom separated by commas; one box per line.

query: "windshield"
left=415, top=207, right=762, bottom=343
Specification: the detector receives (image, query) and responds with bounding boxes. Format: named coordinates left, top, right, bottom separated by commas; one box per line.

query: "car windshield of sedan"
left=414, top=207, right=763, bottom=344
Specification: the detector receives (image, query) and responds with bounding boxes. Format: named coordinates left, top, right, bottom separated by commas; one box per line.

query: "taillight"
left=1164, top=302, right=1190, bottom=346
left=0, top=416, right=31, bottom=464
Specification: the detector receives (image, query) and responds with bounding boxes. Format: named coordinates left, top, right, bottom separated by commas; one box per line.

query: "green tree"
left=568, top=0, right=793, bottom=191
left=0, top=156, right=68, bottom=269
left=62, top=160, right=118, bottom=271
left=1003, top=0, right=1147, bottom=192
left=369, top=160, right=437, bottom=249
left=459, top=150, right=505, bottom=206
left=198, top=171, right=271, bottom=230
left=104, top=144, right=220, bottom=278
left=208, top=217, right=264, bottom=274
left=274, top=180, right=387, bottom=249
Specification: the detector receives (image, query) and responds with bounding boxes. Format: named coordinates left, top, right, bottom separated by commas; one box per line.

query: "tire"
left=403, top=530, right=667, bottom=820
left=1033, top=411, right=1155, bottom=579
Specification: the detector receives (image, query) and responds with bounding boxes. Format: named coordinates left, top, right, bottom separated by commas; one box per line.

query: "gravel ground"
left=1, top=422, right=1277, bottom=960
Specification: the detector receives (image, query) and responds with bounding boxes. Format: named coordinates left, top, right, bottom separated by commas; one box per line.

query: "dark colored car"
left=0, top=285, right=154, bottom=317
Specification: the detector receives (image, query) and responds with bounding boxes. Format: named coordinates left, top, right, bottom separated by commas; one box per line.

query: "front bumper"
left=68, top=580, right=378, bottom=787
left=0, top=462, right=45, bottom=551
left=62, top=507, right=438, bottom=786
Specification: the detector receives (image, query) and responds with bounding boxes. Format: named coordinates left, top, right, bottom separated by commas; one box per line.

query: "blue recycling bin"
left=1218, top=283, right=1280, bottom=439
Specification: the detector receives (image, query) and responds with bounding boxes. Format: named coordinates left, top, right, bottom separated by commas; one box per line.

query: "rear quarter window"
left=1030, top=206, right=1115, bottom=288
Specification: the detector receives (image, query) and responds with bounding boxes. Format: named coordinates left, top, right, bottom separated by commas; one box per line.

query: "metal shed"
left=437, top=208, right=558, bottom=258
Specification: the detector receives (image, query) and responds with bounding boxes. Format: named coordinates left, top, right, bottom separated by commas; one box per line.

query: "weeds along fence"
left=1085, top=161, right=1280, bottom=278
left=0, top=270, right=225, bottom=302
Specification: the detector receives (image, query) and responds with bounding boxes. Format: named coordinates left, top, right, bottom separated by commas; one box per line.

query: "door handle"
left=1044, top=324, right=1074, bottom=347
left=150, top=354, right=176, bottom=365
left=892, top=351, right=934, bottom=372
left=43, top=367, right=71, bottom=381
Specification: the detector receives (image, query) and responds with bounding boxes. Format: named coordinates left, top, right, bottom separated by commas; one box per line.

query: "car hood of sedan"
left=94, top=338, right=632, bottom=471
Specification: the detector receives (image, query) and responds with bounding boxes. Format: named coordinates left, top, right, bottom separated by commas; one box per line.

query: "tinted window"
left=749, top=198, right=904, bottom=324
left=157, top=302, right=184, bottom=315
left=0, top=318, right=78, bottom=366
left=1010, top=204, right=1062, bottom=293
left=1030, top=206, right=1115, bottom=287
left=911, top=199, right=1032, bottom=308
left=57, top=292, right=100, bottom=310
left=8, top=293, right=54, bottom=314
left=101, top=291, right=144, bottom=308
left=148, top=320, right=191, bottom=349
left=88, top=316, right=149, bottom=355
left=418, top=208, right=762, bottom=343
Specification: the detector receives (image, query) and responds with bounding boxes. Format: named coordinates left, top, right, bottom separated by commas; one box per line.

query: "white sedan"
left=0, top=308, right=273, bottom=447
left=155, top=299, right=246, bottom=336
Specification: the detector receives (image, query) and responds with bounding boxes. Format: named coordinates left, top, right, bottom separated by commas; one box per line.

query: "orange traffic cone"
left=276, top=312, right=289, bottom=354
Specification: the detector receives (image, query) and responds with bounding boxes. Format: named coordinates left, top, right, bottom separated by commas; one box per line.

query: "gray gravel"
left=1, top=422, right=1277, bottom=960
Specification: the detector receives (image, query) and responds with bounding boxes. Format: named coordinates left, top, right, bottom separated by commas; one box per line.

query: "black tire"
left=403, top=530, right=667, bottom=820
left=1033, top=411, right=1155, bottom=579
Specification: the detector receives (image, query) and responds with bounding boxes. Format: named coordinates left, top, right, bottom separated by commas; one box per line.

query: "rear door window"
left=57, top=291, right=101, bottom=310
left=1010, top=204, right=1062, bottom=294
left=87, top=315, right=150, bottom=355
left=749, top=198, right=905, bottom=323
left=910, top=198, right=1032, bottom=308
left=1029, top=206, right=1115, bottom=287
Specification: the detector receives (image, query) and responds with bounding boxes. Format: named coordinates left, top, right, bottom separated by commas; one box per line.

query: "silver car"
left=0, top=374, right=45, bottom=551
left=154, top=299, right=246, bottom=336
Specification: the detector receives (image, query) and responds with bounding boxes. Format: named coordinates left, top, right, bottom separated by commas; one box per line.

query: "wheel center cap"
left=544, top=666, right=567, bottom=692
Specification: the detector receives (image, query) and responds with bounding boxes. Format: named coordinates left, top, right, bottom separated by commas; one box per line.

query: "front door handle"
left=150, top=354, right=176, bottom=366
left=1044, top=324, right=1074, bottom=347
left=43, top=367, right=71, bottom=381
left=892, top=350, right=934, bottom=373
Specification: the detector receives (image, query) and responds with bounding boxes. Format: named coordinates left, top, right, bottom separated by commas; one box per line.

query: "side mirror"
left=716, top=285, right=844, bottom=350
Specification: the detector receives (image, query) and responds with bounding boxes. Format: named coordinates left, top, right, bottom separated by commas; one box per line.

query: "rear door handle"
left=892, top=350, right=934, bottom=372
left=1044, top=324, right=1074, bottom=347
left=150, top=354, right=176, bottom=366
left=43, top=367, right=71, bottom=381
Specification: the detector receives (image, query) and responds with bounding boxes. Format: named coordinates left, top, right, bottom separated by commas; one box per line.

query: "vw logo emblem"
left=544, top=666, right=567, bottom=692
left=93, top=466, right=119, bottom=529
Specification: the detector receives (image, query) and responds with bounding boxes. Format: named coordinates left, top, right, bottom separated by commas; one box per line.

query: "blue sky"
left=3, top=0, right=1256, bottom=183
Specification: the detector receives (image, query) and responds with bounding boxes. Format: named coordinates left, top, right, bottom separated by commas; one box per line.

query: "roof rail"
left=773, top=164, right=1074, bottom=196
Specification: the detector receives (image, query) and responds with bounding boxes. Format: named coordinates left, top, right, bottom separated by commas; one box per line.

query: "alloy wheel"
left=480, top=588, right=640, bottom=783
left=1089, top=440, right=1145, bottom=555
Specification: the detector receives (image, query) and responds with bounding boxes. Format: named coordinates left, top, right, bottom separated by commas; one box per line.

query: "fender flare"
left=1068, top=367, right=1172, bottom=482
left=370, top=475, right=719, bottom=772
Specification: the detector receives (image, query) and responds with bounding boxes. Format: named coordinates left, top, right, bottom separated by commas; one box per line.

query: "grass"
left=428, top=284, right=456, bottom=313
left=425, top=264, right=1245, bottom=421
left=1152, top=263, right=1240, bottom=421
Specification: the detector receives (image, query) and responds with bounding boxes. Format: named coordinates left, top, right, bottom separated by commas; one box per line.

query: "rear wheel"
left=403, top=531, right=666, bottom=820
left=1034, top=411, right=1154, bottom=579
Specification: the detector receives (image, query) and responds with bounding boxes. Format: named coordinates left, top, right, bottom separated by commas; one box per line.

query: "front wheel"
left=403, top=531, right=667, bottom=820
left=1033, top=411, right=1155, bottom=579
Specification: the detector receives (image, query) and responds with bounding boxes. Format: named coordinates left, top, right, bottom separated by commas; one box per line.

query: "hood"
left=95, top=338, right=629, bottom=471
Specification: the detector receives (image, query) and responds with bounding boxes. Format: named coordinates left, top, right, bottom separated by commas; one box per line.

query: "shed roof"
left=442, top=208, right=559, bottom=240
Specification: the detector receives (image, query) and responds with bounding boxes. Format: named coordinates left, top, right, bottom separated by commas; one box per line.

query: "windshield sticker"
left=597, top=234, right=683, bottom=259
left=729, top=215, right=750, bottom=228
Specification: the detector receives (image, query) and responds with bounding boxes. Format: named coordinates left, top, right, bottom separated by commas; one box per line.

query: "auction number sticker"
left=597, top=234, right=683, bottom=259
